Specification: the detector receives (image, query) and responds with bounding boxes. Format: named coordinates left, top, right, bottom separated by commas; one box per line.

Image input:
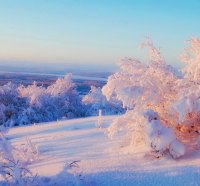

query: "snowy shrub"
left=18, top=82, right=56, bottom=124
left=0, top=132, right=38, bottom=185
left=16, top=137, right=39, bottom=164
left=0, top=104, right=6, bottom=125
left=172, top=38, right=200, bottom=145
left=0, top=74, right=85, bottom=126
left=82, top=86, right=124, bottom=116
left=103, top=38, right=200, bottom=158
left=47, top=74, right=85, bottom=119
left=0, top=82, right=27, bottom=127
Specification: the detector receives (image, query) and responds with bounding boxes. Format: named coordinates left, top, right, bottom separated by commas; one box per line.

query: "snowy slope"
left=2, top=116, right=200, bottom=186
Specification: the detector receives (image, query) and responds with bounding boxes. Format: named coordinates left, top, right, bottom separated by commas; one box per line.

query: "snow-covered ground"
left=2, top=116, right=200, bottom=186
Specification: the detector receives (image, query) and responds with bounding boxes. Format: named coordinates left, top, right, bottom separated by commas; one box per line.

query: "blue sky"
left=0, top=0, right=199, bottom=69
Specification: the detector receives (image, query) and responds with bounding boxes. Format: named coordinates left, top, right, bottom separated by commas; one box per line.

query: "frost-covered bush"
left=0, top=74, right=85, bottom=126
left=0, top=131, right=38, bottom=185
left=18, top=74, right=84, bottom=124
left=172, top=38, right=200, bottom=144
left=47, top=74, right=85, bottom=119
left=0, top=82, right=27, bottom=127
left=82, top=86, right=124, bottom=116
left=103, top=38, right=200, bottom=158
left=0, top=104, right=6, bottom=124
left=18, top=82, right=55, bottom=124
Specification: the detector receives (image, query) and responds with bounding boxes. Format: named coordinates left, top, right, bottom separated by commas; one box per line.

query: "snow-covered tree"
left=103, top=38, right=200, bottom=158
left=18, top=74, right=85, bottom=124
left=172, top=38, right=200, bottom=146
left=0, top=104, right=6, bottom=125
left=0, top=74, right=85, bottom=126
left=0, top=82, right=27, bottom=127
left=18, top=82, right=57, bottom=124
left=47, top=74, right=85, bottom=119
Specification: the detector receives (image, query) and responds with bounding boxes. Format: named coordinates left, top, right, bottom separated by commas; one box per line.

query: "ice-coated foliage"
left=103, top=38, right=200, bottom=158
left=0, top=74, right=85, bottom=126
left=82, top=86, right=124, bottom=116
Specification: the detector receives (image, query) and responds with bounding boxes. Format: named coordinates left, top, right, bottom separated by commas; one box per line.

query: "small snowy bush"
left=103, top=37, right=200, bottom=158
left=0, top=131, right=38, bottom=185
left=0, top=83, right=27, bottom=127
left=82, top=86, right=124, bottom=116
